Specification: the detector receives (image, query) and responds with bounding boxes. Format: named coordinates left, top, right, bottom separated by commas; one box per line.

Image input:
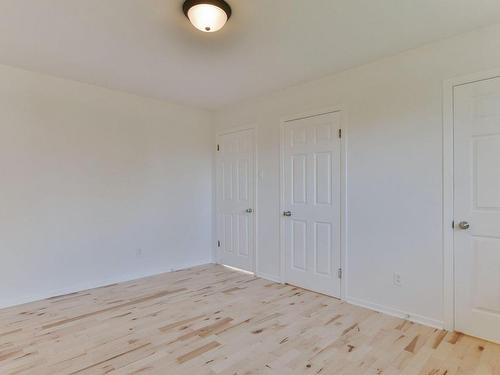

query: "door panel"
left=315, top=152, right=332, bottom=205
left=216, top=129, right=255, bottom=272
left=292, top=154, right=307, bottom=204
left=283, top=112, right=341, bottom=297
left=237, top=214, right=249, bottom=256
left=314, top=221, right=332, bottom=276
left=291, top=219, right=307, bottom=271
left=474, top=135, right=500, bottom=209
left=454, top=77, right=500, bottom=343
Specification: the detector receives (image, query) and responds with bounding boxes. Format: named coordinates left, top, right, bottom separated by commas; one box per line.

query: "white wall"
left=0, top=65, right=213, bottom=308
left=214, top=23, right=500, bottom=327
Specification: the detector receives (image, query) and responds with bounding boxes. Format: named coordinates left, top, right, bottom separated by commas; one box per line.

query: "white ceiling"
left=1, top=0, right=500, bottom=109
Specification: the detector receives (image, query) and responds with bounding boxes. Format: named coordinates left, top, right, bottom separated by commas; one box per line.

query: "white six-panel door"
left=282, top=112, right=341, bottom=297
left=216, top=129, right=255, bottom=272
left=454, top=77, right=500, bottom=343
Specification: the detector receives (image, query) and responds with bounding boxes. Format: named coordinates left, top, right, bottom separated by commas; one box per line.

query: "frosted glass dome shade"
left=183, top=1, right=231, bottom=33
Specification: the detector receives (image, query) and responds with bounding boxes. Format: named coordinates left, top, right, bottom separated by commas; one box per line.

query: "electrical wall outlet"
left=393, top=272, right=402, bottom=287
left=136, top=248, right=143, bottom=257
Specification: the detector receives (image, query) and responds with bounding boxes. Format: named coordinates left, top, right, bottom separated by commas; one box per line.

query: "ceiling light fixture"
left=183, top=0, right=232, bottom=33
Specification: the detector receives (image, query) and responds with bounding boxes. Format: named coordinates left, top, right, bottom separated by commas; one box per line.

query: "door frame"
left=214, top=125, right=258, bottom=273
left=279, top=107, right=348, bottom=299
left=443, top=68, right=500, bottom=331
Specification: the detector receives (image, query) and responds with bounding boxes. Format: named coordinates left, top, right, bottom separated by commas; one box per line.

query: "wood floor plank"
left=0, top=264, right=498, bottom=374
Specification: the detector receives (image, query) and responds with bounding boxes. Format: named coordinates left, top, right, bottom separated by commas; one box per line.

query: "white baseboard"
left=4, top=262, right=444, bottom=333
left=253, top=274, right=444, bottom=330
left=256, top=271, right=283, bottom=284
left=0, top=261, right=211, bottom=310
left=346, top=296, right=444, bottom=330
left=213, top=261, right=283, bottom=284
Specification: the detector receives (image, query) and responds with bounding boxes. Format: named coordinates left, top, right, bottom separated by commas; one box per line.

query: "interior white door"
left=454, top=77, right=500, bottom=344
left=216, top=129, right=255, bottom=272
left=282, top=112, right=341, bottom=297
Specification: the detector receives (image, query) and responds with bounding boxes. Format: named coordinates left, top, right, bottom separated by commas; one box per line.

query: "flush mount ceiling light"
left=183, top=0, right=232, bottom=33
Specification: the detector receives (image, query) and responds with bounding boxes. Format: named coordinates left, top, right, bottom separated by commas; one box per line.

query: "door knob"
left=283, top=211, right=292, bottom=217
left=246, top=208, right=253, bottom=213
left=458, top=221, right=470, bottom=230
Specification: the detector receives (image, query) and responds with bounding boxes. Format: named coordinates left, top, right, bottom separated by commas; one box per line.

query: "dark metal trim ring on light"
left=183, top=0, right=232, bottom=20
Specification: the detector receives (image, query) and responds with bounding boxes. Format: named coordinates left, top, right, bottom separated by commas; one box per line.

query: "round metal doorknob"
left=458, top=221, right=470, bottom=230
left=246, top=208, right=253, bottom=213
left=283, top=211, right=292, bottom=217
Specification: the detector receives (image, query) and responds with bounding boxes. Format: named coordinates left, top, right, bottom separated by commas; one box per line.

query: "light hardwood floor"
left=0, top=264, right=499, bottom=375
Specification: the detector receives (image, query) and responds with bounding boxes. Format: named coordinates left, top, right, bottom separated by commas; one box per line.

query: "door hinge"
left=217, top=144, right=220, bottom=151
left=452, top=220, right=455, bottom=229
left=338, top=268, right=343, bottom=279
left=217, top=240, right=221, bottom=247
left=338, top=129, right=342, bottom=139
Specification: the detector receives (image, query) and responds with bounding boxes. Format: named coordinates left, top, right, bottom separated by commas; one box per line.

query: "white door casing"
left=282, top=112, right=342, bottom=297
left=454, top=77, right=500, bottom=344
left=216, top=128, right=255, bottom=272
